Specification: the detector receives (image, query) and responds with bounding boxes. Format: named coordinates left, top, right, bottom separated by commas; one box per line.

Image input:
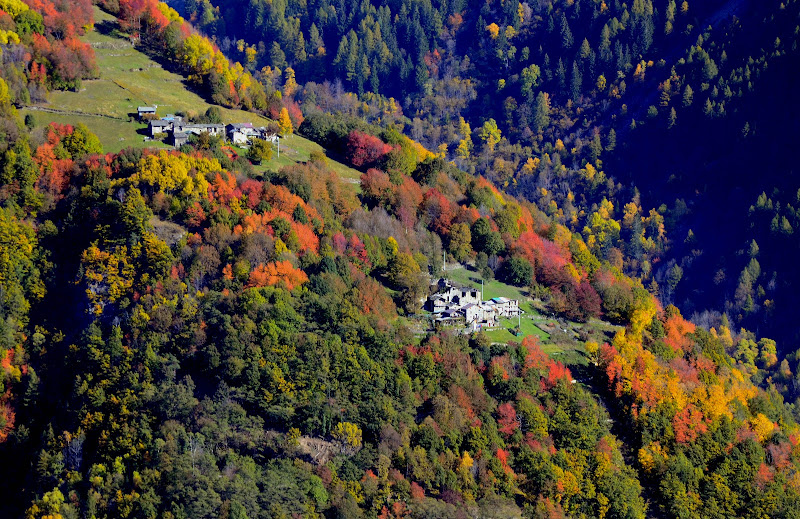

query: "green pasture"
left=446, top=266, right=528, bottom=302
left=29, top=6, right=361, bottom=181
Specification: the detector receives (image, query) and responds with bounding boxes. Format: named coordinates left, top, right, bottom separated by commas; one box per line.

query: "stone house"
left=137, top=106, right=157, bottom=120
left=488, top=297, right=520, bottom=317
left=227, top=123, right=258, bottom=145
left=172, top=131, right=189, bottom=147
left=149, top=119, right=172, bottom=137
left=434, top=279, right=480, bottom=306
left=173, top=122, right=224, bottom=137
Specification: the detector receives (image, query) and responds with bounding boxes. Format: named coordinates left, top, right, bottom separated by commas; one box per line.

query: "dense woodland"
left=167, top=0, right=800, bottom=350
left=0, top=0, right=800, bottom=518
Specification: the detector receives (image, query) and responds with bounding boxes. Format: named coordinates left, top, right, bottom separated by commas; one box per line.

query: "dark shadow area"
left=94, top=19, right=117, bottom=36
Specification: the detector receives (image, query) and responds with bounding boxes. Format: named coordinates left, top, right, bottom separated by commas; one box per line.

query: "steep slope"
left=25, top=5, right=361, bottom=185
left=178, top=0, right=800, bottom=352
left=1, top=2, right=800, bottom=519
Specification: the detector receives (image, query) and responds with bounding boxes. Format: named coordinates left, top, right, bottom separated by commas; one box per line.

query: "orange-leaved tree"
left=247, top=260, right=308, bottom=290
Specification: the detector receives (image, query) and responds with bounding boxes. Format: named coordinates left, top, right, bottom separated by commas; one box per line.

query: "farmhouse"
left=258, top=128, right=280, bottom=144
left=486, top=297, right=520, bottom=317
left=429, top=278, right=480, bottom=308
left=137, top=106, right=157, bottom=120
left=149, top=119, right=171, bottom=137
left=463, top=303, right=482, bottom=324
left=425, top=278, right=520, bottom=328
left=227, top=123, right=259, bottom=145
left=428, top=294, right=449, bottom=314
left=477, top=302, right=500, bottom=326
left=435, top=309, right=462, bottom=324
left=143, top=110, right=279, bottom=151
left=173, top=122, right=224, bottom=137
left=171, top=131, right=189, bottom=147
left=227, top=123, right=280, bottom=146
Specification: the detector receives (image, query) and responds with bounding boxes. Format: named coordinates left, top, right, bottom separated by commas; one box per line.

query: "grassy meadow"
left=26, top=7, right=361, bottom=179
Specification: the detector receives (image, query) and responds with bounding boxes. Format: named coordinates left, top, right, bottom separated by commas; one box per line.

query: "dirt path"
left=26, top=105, right=127, bottom=121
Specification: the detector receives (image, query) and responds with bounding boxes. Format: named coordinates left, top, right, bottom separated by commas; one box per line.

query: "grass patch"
left=482, top=315, right=551, bottom=344
left=446, top=265, right=551, bottom=343
left=549, top=346, right=589, bottom=367
left=245, top=135, right=362, bottom=187
left=445, top=265, right=553, bottom=344
left=446, top=266, right=527, bottom=301
left=445, top=265, right=612, bottom=368
left=21, top=110, right=171, bottom=155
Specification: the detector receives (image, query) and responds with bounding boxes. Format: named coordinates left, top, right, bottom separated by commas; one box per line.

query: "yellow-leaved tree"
left=0, top=0, right=29, bottom=18
left=278, top=107, right=293, bottom=135
left=456, top=117, right=473, bottom=159
left=0, top=77, right=10, bottom=105
left=127, top=150, right=216, bottom=199
left=479, top=118, right=501, bottom=153
left=332, top=421, right=362, bottom=456
left=25, top=487, right=65, bottom=519
left=81, top=244, right=135, bottom=316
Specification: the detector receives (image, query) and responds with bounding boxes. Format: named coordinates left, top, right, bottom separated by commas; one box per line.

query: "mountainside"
left=0, top=1, right=799, bottom=519
left=174, top=0, right=800, bottom=350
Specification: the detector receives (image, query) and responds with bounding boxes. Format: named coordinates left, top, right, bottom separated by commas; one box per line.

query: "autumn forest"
left=1, top=0, right=800, bottom=518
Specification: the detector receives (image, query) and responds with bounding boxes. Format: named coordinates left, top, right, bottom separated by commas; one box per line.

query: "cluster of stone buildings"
left=426, top=279, right=521, bottom=329
left=138, top=106, right=279, bottom=148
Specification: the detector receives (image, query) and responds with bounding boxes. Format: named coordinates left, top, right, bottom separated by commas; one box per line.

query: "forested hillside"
left=0, top=0, right=799, bottom=518
left=171, top=0, right=800, bottom=350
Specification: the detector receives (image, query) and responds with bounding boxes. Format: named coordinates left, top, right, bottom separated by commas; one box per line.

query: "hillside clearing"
left=445, top=264, right=625, bottom=366
left=27, top=6, right=361, bottom=181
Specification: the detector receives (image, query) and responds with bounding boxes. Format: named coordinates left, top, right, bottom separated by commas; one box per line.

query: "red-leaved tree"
left=346, top=131, right=393, bottom=168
